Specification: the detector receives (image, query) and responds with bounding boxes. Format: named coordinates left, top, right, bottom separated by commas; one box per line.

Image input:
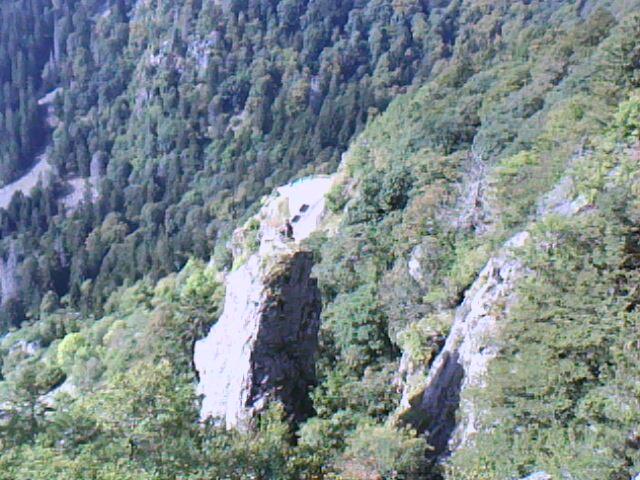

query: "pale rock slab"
left=408, top=231, right=529, bottom=453
left=194, top=175, right=335, bottom=428
left=400, top=173, right=590, bottom=454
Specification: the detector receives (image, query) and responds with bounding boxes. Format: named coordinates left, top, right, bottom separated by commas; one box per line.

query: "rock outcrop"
left=399, top=173, right=591, bottom=455
left=194, top=175, right=334, bottom=428
left=0, top=88, right=100, bottom=213
left=0, top=242, right=19, bottom=306
left=400, top=231, right=529, bottom=454
left=520, top=472, right=552, bottom=480
left=0, top=153, right=54, bottom=210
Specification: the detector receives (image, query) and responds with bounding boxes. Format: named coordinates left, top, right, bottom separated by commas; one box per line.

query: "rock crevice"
left=400, top=173, right=590, bottom=456
left=402, top=231, right=529, bottom=454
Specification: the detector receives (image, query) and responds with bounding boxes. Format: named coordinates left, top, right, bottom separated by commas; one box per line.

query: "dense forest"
left=1, top=0, right=640, bottom=478
left=0, top=0, right=52, bottom=184
left=0, top=0, right=459, bottom=330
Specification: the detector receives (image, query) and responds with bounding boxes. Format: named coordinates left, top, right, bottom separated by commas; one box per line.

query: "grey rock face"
left=249, top=251, right=322, bottom=422
left=406, top=231, right=529, bottom=454
left=536, top=175, right=589, bottom=218
left=194, top=175, right=334, bottom=428
left=407, top=244, right=425, bottom=285
left=0, top=242, right=19, bottom=306
left=452, top=149, right=490, bottom=234
left=400, top=171, right=591, bottom=456
left=9, top=339, right=40, bottom=356
left=520, top=472, right=552, bottom=480
left=194, top=251, right=321, bottom=428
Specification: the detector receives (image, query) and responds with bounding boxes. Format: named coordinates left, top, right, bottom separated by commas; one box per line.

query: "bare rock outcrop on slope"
left=194, top=175, right=334, bottom=428
left=412, top=231, right=529, bottom=453
left=0, top=242, right=20, bottom=306
left=399, top=174, right=591, bottom=455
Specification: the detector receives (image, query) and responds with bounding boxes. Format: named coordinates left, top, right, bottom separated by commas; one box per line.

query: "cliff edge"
left=194, top=175, right=335, bottom=428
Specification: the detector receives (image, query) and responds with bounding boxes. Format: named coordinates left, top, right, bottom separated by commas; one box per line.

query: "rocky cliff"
left=398, top=173, right=591, bottom=455
left=194, top=175, right=334, bottom=428
left=401, top=231, right=530, bottom=454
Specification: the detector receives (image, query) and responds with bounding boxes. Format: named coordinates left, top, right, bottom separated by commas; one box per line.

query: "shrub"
left=322, top=284, right=392, bottom=373
left=56, top=333, right=89, bottom=375
left=337, top=423, right=429, bottom=479
left=615, top=91, right=640, bottom=139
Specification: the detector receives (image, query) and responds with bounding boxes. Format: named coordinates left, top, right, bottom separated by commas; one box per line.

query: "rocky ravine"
left=194, top=175, right=335, bottom=428
left=0, top=89, right=60, bottom=210
left=0, top=87, right=100, bottom=213
left=400, top=231, right=530, bottom=454
left=398, top=174, right=590, bottom=456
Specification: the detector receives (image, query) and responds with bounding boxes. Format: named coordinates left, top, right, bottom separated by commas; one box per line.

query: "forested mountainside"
left=0, top=0, right=458, bottom=329
left=2, top=0, right=640, bottom=478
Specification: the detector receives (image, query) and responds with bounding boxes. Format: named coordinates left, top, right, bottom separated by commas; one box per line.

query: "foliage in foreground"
left=2, top=2, right=640, bottom=480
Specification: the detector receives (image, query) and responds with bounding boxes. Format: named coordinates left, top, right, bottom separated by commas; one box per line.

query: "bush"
left=56, top=333, right=89, bottom=375
left=326, top=181, right=349, bottom=213
left=398, top=313, right=451, bottom=365
left=337, top=423, right=429, bottom=479
left=615, top=91, right=640, bottom=139
left=379, top=167, right=412, bottom=212
left=322, top=284, right=392, bottom=373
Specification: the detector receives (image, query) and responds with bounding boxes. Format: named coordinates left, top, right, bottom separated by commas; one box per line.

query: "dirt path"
left=0, top=152, right=54, bottom=210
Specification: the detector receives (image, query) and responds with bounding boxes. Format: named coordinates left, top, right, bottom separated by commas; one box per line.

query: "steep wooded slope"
left=1, top=1, right=640, bottom=479
left=0, top=0, right=460, bottom=328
